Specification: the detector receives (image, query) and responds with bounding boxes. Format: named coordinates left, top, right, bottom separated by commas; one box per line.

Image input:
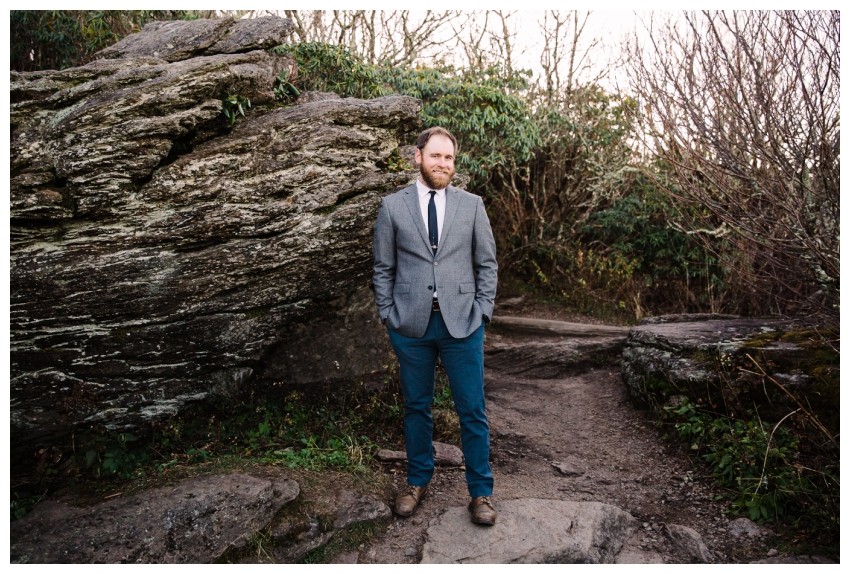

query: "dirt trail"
left=356, top=317, right=777, bottom=564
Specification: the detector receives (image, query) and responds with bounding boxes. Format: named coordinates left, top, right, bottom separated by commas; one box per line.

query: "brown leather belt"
left=431, top=298, right=440, bottom=312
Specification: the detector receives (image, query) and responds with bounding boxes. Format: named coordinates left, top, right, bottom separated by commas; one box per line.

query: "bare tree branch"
left=625, top=10, right=839, bottom=321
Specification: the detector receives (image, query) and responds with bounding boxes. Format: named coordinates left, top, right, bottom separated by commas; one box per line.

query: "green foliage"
left=206, top=388, right=388, bottom=472
left=11, top=491, right=46, bottom=521
left=578, top=173, right=722, bottom=316
left=273, top=69, right=301, bottom=103
left=10, top=10, right=201, bottom=72
left=664, top=398, right=839, bottom=535
left=381, top=65, right=540, bottom=189
left=78, top=432, right=150, bottom=479
left=481, top=85, right=664, bottom=320
left=527, top=84, right=637, bottom=223
left=379, top=147, right=409, bottom=173
left=273, top=42, right=392, bottom=100
left=582, top=183, right=692, bottom=277
left=221, top=94, right=252, bottom=125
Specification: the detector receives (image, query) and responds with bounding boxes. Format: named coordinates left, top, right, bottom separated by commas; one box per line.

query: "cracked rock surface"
left=10, top=16, right=418, bottom=462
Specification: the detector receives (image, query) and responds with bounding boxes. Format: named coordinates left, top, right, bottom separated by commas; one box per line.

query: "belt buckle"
left=432, top=299, right=440, bottom=312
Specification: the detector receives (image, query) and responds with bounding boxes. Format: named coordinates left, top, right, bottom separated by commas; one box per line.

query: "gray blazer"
left=373, top=183, right=498, bottom=338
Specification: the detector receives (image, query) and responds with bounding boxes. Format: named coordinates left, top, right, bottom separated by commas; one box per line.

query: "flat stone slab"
left=10, top=473, right=299, bottom=564
left=491, top=316, right=630, bottom=338
left=421, top=498, right=637, bottom=564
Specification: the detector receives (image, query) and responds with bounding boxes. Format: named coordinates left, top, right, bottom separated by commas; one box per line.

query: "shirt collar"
left=416, top=179, right=446, bottom=198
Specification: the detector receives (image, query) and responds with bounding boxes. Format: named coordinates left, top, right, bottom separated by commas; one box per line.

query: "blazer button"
left=427, top=286, right=433, bottom=291
left=434, top=261, right=438, bottom=266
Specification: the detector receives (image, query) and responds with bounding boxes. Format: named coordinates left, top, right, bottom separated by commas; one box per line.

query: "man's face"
left=416, top=134, right=456, bottom=190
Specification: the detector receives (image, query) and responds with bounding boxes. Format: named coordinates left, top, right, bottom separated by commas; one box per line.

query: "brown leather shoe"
left=394, top=484, right=428, bottom=517
left=468, top=496, right=497, bottom=525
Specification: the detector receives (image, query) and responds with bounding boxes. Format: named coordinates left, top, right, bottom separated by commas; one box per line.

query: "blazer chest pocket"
left=459, top=282, right=476, bottom=294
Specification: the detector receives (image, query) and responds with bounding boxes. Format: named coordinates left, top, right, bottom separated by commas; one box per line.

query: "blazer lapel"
left=437, top=187, right=460, bottom=255
left=402, top=185, right=432, bottom=253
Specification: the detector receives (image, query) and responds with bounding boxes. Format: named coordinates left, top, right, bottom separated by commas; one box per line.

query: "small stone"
left=551, top=460, right=584, bottom=477
left=728, top=517, right=773, bottom=539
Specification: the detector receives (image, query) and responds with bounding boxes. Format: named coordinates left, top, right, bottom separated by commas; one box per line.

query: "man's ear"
left=414, top=147, right=422, bottom=165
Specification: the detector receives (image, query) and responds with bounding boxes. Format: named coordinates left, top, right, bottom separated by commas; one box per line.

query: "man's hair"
left=415, top=126, right=458, bottom=154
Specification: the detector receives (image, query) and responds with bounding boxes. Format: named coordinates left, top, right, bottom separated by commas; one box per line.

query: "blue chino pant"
left=387, top=311, right=493, bottom=498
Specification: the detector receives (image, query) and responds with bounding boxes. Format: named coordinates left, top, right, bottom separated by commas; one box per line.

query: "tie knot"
left=429, top=190, right=436, bottom=197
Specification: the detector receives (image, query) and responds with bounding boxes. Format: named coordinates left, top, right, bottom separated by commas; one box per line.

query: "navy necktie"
left=428, top=190, right=438, bottom=254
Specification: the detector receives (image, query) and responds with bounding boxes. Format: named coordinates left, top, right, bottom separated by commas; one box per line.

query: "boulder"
left=620, top=315, right=838, bottom=430
left=420, top=498, right=637, bottom=564
left=484, top=318, right=628, bottom=379
left=10, top=472, right=392, bottom=564
left=9, top=16, right=421, bottom=465
left=10, top=473, right=300, bottom=563
left=97, top=17, right=295, bottom=61
left=264, top=487, right=391, bottom=563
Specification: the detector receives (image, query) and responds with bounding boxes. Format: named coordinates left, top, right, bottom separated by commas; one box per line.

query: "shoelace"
left=406, top=486, right=425, bottom=499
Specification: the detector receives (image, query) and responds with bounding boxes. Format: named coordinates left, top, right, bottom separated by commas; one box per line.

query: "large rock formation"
left=10, top=473, right=302, bottom=563
left=10, top=16, right=420, bottom=463
left=620, top=314, right=839, bottom=432
left=9, top=471, right=392, bottom=564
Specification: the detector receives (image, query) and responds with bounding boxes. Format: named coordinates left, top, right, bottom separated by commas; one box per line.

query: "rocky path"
left=355, top=317, right=805, bottom=564
left=11, top=316, right=835, bottom=564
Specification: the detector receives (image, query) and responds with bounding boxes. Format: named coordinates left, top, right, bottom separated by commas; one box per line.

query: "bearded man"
left=372, top=126, right=499, bottom=525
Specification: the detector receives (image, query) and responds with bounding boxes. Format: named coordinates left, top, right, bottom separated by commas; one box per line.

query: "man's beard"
left=420, top=165, right=454, bottom=190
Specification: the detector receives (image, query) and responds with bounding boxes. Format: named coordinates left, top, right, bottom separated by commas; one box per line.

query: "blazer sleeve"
left=472, top=196, right=498, bottom=320
left=372, top=197, right=396, bottom=321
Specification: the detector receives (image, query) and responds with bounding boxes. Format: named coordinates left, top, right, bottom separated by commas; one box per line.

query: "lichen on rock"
left=9, top=15, right=422, bottom=466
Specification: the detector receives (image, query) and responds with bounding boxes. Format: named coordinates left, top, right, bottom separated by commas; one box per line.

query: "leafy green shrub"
left=273, top=42, right=392, bottom=100
left=380, top=66, right=540, bottom=189
left=577, top=175, right=723, bottom=318
left=78, top=431, right=150, bottom=479
left=664, top=398, right=839, bottom=545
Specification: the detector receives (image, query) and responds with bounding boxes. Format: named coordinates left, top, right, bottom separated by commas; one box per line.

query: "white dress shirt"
left=416, top=179, right=446, bottom=244
left=416, top=179, right=445, bottom=299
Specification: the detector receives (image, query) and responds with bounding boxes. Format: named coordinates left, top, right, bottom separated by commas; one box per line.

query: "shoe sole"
left=471, top=516, right=496, bottom=526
